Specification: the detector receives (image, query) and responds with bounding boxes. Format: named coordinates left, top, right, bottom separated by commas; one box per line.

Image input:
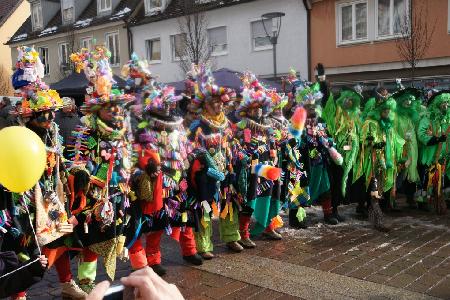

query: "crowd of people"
left=0, top=45, right=448, bottom=300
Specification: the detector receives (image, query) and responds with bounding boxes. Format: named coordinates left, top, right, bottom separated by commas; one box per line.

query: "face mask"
left=35, top=111, right=55, bottom=123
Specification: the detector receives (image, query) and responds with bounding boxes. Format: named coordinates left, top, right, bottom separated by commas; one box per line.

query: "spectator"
left=54, top=97, right=81, bottom=147
left=0, top=97, right=12, bottom=129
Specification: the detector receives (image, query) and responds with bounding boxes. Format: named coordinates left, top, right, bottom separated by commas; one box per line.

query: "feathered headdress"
left=11, top=46, right=63, bottom=117
left=236, top=71, right=273, bottom=117
left=288, top=68, right=323, bottom=105
left=189, top=64, right=236, bottom=112
left=143, top=84, right=183, bottom=112
left=70, top=45, right=134, bottom=114
left=121, top=52, right=154, bottom=91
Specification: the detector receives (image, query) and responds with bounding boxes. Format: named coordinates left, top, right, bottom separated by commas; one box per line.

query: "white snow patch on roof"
left=74, top=18, right=93, bottom=28
left=38, top=26, right=58, bottom=37
left=12, top=33, right=28, bottom=41
left=110, top=7, right=131, bottom=20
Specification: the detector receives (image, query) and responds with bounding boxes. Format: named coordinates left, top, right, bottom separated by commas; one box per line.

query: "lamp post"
left=261, top=12, right=285, bottom=80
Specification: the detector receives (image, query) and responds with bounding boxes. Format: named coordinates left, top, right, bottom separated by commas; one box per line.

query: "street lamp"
left=261, top=12, right=285, bottom=80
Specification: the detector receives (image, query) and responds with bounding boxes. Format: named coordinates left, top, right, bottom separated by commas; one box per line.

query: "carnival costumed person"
left=289, top=70, right=344, bottom=225
left=66, top=46, right=134, bottom=292
left=121, top=53, right=153, bottom=130
left=392, top=86, right=422, bottom=209
left=280, top=106, right=309, bottom=229
left=266, top=89, right=308, bottom=229
left=187, top=65, right=243, bottom=258
left=417, top=90, right=450, bottom=214
left=7, top=46, right=87, bottom=299
left=126, top=74, right=203, bottom=277
left=358, top=87, right=404, bottom=231
left=234, top=72, right=283, bottom=246
left=323, top=86, right=364, bottom=217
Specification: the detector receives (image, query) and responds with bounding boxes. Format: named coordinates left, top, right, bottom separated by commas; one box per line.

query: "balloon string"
left=0, top=257, right=40, bottom=279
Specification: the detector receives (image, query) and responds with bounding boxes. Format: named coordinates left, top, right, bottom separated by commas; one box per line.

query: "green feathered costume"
left=323, top=88, right=362, bottom=196
left=392, top=88, right=422, bottom=184
left=356, top=97, right=405, bottom=194
left=417, top=91, right=450, bottom=214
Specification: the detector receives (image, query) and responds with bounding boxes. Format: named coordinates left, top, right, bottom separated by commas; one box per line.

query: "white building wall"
left=131, top=0, right=308, bottom=83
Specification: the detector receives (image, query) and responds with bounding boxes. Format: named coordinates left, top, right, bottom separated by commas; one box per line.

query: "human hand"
left=39, top=255, right=48, bottom=269
left=86, top=281, right=110, bottom=300
left=120, top=267, right=184, bottom=300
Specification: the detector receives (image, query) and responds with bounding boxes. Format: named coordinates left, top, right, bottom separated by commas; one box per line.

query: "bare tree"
left=0, top=65, right=14, bottom=96
left=395, top=0, right=436, bottom=86
left=175, top=0, right=212, bottom=74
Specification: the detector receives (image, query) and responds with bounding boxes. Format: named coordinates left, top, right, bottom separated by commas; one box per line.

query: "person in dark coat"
left=0, top=97, right=13, bottom=129
left=54, top=97, right=81, bottom=147
left=0, top=186, right=48, bottom=298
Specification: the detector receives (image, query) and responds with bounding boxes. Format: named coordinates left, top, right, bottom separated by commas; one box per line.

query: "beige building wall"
left=9, top=22, right=130, bottom=84
left=0, top=1, right=31, bottom=73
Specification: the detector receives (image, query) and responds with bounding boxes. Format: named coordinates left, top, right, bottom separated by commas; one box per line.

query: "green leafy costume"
left=323, top=88, right=362, bottom=196
left=357, top=98, right=405, bottom=194
left=417, top=91, right=450, bottom=214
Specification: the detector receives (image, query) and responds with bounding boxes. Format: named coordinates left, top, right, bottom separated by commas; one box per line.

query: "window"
left=98, top=0, right=112, bottom=14
left=58, top=43, right=69, bottom=66
left=80, top=37, right=93, bottom=50
left=171, top=34, right=186, bottom=61
left=145, top=0, right=163, bottom=15
left=62, top=0, right=75, bottom=24
left=251, top=19, right=272, bottom=51
left=208, top=26, right=228, bottom=55
left=376, top=0, right=408, bottom=38
left=31, top=3, right=43, bottom=31
left=337, top=1, right=368, bottom=43
left=106, top=32, right=120, bottom=66
left=38, top=47, right=49, bottom=76
left=146, top=38, right=161, bottom=62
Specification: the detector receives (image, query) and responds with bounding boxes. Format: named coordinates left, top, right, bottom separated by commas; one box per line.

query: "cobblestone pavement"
left=23, top=199, right=450, bottom=299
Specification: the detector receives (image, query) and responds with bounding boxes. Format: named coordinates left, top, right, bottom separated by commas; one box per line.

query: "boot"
left=62, top=279, right=88, bottom=299
left=226, top=241, right=244, bottom=252
left=238, top=237, right=256, bottom=248
left=183, top=254, right=203, bottom=265
left=368, top=197, right=390, bottom=232
left=332, top=207, right=345, bottom=222
left=199, top=252, right=215, bottom=260
left=289, top=208, right=308, bottom=229
left=322, top=196, right=338, bottom=225
left=324, top=215, right=339, bottom=225
left=262, top=230, right=282, bottom=240
left=150, top=264, right=167, bottom=277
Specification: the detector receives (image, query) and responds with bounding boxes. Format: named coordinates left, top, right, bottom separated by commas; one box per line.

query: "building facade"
left=310, top=0, right=450, bottom=89
left=0, top=0, right=31, bottom=73
left=7, top=0, right=140, bottom=84
left=130, top=0, right=309, bottom=83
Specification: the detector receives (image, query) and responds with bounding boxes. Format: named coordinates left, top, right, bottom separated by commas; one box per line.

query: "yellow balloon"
left=0, top=126, right=47, bottom=193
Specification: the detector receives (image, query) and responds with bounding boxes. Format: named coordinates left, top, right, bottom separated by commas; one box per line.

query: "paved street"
left=25, top=199, right=450, bottom=299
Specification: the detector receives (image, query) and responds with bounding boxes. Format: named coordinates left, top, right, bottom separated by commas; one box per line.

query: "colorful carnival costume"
left=357, top=88, right=404, bottom=231
left=323, top=87, right=364, bottom=215
left=281, top=107, right=309, bottom=229
left=127, top=77, right=202, bottom=277
left=234, top=72, right=283, bottom=246
left=289, top=72, right=343, bottom=225
left=7, top=46, right=87, bottom=299
left=392, top=87, right=422, bottom=208
left=187, top=65, right=243, bottom=258
left=67, top=46, right=134, bottom=292
left=417, top=91, right=450, bottom=214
